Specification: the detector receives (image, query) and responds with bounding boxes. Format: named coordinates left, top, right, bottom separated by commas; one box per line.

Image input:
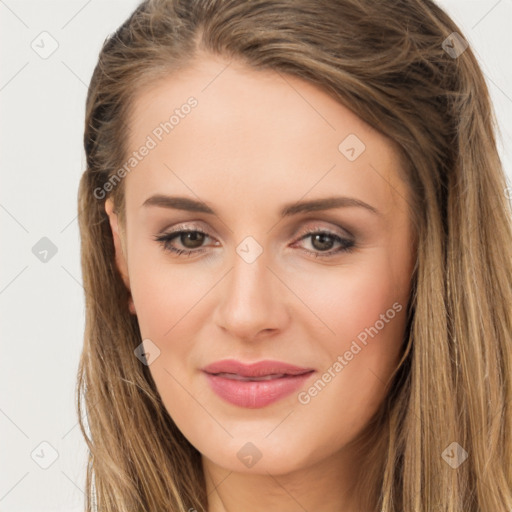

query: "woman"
left=77, top=0, right=512, bottom=510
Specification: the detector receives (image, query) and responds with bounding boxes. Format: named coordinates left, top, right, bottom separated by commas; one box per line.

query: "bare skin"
left=105, top=53, right=415, bottom=512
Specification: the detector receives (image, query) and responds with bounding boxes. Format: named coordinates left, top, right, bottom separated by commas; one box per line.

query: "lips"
left=202, top=359, right=313, bottom=378
left=202, top=359, right=315, bottom=408
left=212, top=372, right=291, bottom=381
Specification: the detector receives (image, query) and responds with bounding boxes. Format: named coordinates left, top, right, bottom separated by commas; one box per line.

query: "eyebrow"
left=142, top=194, right=380, bottom=217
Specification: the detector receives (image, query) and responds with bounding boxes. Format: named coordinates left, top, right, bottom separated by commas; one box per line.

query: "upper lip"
left=202, top=359, right=314, bottom=378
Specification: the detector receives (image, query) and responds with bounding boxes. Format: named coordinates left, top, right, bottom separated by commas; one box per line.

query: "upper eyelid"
left=298, top=224, right=353, bottom=239
left=161, top=221, right=351, bottom=238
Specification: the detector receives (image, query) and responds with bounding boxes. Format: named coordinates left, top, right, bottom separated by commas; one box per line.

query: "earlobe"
left=104, top=198, right=136, bottom=315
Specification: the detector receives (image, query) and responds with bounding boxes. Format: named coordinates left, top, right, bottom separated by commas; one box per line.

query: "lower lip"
left=203, top=371, right=315, bottom=408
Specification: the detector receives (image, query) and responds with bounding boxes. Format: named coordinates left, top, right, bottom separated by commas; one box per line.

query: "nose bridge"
left=232, top=243, right=268, bottom=296
left=227, top=240, right=272, bottom=310
left=214, top=237, right=285, bottom=338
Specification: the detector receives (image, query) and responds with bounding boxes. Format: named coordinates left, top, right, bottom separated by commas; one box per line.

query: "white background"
left=1, top=1, right=511, bottom=511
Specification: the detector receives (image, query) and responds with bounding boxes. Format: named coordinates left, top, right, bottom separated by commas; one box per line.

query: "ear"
left=104, top=197, right=136, bottom=315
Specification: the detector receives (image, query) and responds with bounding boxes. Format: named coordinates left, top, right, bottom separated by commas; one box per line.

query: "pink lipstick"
left=202, top=359, right=315, bottom=408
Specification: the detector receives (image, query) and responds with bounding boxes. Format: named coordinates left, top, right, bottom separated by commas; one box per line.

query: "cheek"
left=127, top=243, right=209, bottom=339
left=292, top=255, right=408, bottom=418
left=128, top=258, right=212, bottom=409
left=289, top=251, right=408, bottom=352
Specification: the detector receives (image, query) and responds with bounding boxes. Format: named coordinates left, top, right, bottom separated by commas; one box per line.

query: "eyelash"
left=154, top=226, right=355, bottom=259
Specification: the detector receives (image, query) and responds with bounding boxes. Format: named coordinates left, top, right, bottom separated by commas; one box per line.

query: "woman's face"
left=105, top=54, right=415, bottom=477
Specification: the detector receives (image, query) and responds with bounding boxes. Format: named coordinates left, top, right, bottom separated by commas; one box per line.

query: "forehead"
left=123, top=55, right=408, bottom=219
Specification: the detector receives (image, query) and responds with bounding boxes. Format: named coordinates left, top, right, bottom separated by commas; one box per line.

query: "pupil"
left=182, top=232, right=204, bottom=248
left=312, top=233, right=333, bottom=251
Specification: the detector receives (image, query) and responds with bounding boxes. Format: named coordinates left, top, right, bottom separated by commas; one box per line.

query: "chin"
left=202, top=436, right=319, bottom=476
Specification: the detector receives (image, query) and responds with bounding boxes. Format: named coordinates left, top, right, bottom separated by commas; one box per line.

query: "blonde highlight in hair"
left=77, top=0, right=512, bottom=510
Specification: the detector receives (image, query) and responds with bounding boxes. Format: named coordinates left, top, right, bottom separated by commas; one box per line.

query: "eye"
left=293, top=228, right=355, bottom=258
left=154, top=229, right=215, bottom=256
left=154, top=226, right=356, bottom=259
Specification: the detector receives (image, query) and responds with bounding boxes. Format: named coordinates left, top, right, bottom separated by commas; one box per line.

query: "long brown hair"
left=77, top=0, right=512, bottom=510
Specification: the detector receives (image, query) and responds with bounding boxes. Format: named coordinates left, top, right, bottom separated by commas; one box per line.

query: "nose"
left=213, top=247, right=289, bottom=342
